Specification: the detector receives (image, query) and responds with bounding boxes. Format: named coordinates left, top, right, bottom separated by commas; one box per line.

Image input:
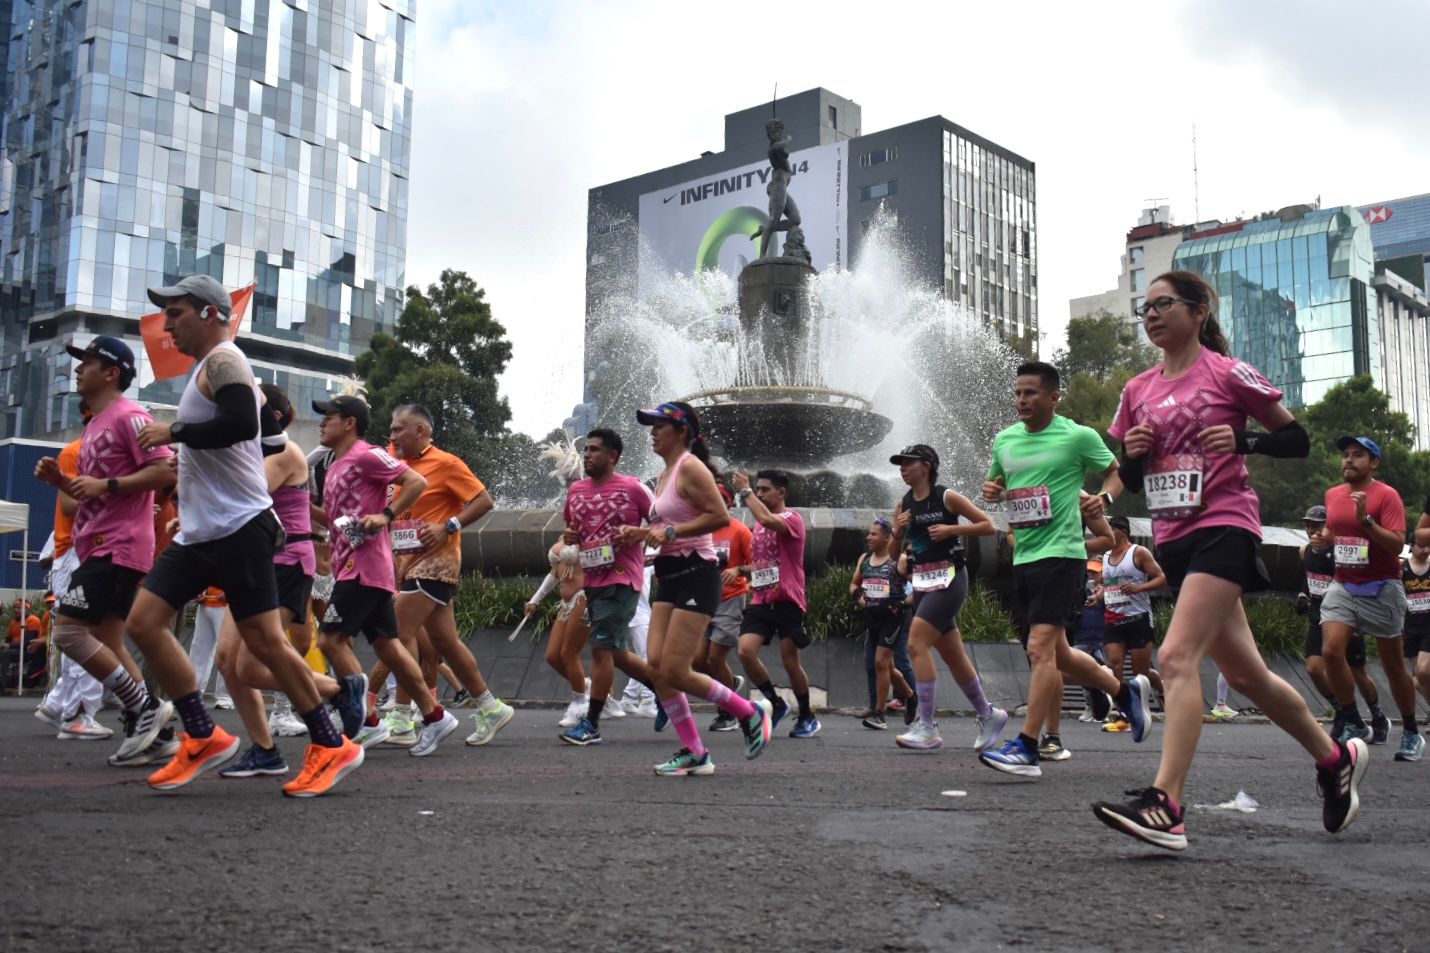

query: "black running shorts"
left=275, top=562, right=314, bottom=625
left=1013, top=557, right=1086, bottom=630
left=1305, top=620, right=1367, bottom=666
left=1104, top=615, right=1156, bottom=649
left=741, top=600, right=810, bottom=648
left=321, top=580, right=398, bottom=643
left=911, top=570, right=969, bottom=633
left=653, top=553, right=721, bottom=616
left=143, top=510, right=282, bottom=621
left=1155, top=526, right=1269, bottom=594
left=59, top=555, right=144, bottom=625
left=398, top=576, right=457, bottom=607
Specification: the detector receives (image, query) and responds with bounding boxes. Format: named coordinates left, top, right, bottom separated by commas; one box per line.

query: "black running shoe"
left=708, top=712, right=738, bottom=732
left=862, top=711, right=887, bottom=730
left=1369, top=711, right=1391, bottom=746
left=1318, top=738, right=1368, bottom=833
left=1090, top=688, right=1111, bottom=722
left=1093, top=787, right=1187, bottom=851
left=902, top=694, right=918, bottom=726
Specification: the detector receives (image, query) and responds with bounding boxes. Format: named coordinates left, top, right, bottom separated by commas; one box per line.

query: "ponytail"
left=1155, top=270, right=1228, bottom=355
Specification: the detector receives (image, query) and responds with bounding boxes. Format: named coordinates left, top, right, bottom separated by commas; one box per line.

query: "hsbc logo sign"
left=1364, top=206, right=1393, bottom=224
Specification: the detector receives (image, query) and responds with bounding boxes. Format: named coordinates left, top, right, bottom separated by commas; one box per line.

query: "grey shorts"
left=1319, top=579, right=1408, bottom=639
left=706, top=596, right=744, bottom=646
left=587, top=584, right=640, bottom=652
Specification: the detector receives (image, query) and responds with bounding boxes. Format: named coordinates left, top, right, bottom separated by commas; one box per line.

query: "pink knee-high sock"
left=663, top=693, right=706, bottom=757
left=703, top=679, right=756, bottom=719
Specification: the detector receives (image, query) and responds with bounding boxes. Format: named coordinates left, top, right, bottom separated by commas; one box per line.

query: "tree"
left=355, top=270, right=515, bottom=481
left=1052, top=310, right=1155, bottom=381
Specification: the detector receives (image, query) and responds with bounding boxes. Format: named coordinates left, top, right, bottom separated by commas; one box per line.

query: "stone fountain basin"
left=683, top=385, right=893, bottom=467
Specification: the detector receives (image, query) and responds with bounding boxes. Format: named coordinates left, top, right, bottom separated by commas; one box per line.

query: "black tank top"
left=1303, top=544, right=1334, bottom=605
left=860, top=554, right=900, bottom=609
left=902, top=485, right=966, bottom=568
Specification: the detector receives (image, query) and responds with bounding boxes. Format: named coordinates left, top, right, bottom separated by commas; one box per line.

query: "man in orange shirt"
left=375, top=404, right=513, bottom=747
left=699, top=484, right=752, bottom=731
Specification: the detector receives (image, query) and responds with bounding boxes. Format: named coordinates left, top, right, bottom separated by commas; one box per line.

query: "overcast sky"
left=405, top=0, right=1428, bottom=437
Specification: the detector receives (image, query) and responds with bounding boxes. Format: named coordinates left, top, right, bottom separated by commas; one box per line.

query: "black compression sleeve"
left=1233, top=420, right=1309, bottom=458
left=174, top=383, right=260, bottom=449
left=1119, top=444, right=1146, bottom=493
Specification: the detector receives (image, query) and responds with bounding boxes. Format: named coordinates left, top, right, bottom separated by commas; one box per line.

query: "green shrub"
left=959, top=581, right=1019, bottom=642
left=454, top=574, right=558, bottom=640
left=1154, top=593, right=1306, bottom=657
left=804, top=563, right=861, bottom=642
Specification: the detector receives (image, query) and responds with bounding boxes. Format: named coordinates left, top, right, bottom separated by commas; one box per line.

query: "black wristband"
left=1233, top=420, right=1309, bottom=458
left=107, top=478, right=119, bottom=495
left=1119, top=444, right=1146, bottom=494
left=381, top=506, right=396, bottom=521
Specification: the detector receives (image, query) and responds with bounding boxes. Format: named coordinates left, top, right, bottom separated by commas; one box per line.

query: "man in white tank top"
left=126, top=274, right=364, bottom=798
left=1100, top=515, right=1167, bottom=722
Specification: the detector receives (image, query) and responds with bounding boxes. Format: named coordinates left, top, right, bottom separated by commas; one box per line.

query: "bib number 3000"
left=1006, top=485, right=1051, bottom=529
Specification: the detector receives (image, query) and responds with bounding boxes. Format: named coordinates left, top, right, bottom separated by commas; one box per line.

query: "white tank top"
left=1101, top=543, right=1152, bottom=622
left=174, top=341, right=272, bottom=544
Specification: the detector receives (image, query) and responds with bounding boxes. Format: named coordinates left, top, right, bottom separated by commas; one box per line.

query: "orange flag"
left=140, top=282, right=255, bottom=381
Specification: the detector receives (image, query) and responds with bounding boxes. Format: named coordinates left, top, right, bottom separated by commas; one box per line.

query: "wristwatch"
left=1098, top=491, right=1114, bottom=509
left=737, top=488, right=753, bottom=503
left=169, top=420, right=187, bottom=444
left=664, top=525, right=678, bottom=542
left=107, top=478, right=119, bottom=495
left=1360, top=514, right=1376, bottom=527
left=381, top=506, right=396, bottom=522
left=445, top=516, right=462, bottom=535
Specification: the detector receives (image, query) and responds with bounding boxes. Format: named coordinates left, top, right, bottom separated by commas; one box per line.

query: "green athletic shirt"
left=987, top=415, right=1115, bottom=565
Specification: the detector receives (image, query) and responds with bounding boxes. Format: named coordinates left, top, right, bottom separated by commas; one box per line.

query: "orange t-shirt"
left=390, top=443, right=485, bottom=585
left=52, top=439, right=82, bottom=558
left=712, top=520, right=753, bottom=601
left=152, top=488, right=178, bottom=558
left=199, top=587, right=227, bottom=608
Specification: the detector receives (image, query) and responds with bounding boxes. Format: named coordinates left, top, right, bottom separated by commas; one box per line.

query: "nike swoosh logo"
left=663, top=194, right=676, bottom=204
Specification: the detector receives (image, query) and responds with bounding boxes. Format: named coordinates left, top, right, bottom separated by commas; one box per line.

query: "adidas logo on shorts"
left=61, top=586, right=89, bottom=610
left=323, top=604, right=341, bottom=624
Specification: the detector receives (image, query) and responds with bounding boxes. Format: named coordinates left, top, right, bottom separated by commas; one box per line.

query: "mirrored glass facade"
left=1172, top=207, right=1378, bottom=408
left=0, top=0, right=414, bottom=437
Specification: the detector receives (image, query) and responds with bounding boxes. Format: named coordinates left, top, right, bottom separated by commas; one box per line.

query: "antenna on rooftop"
left=1192, top=124, right=1201, bottom=222
left=772, top=84, right=777, bottom=117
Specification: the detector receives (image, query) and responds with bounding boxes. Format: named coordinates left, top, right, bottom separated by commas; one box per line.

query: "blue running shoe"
left=769, top=697, right=791, bottom=731
left=789, top=715, right=821, bottom=738
left=654, top=699, right=669, bottom=733
left=978, top=736, right=1042, bottom=779
left=560, top=717, right=603, bottom=746
left=219, top=743, right=289, bottom=778
left=333, top=673, right=369, bottom=739
left=1122, top=674, right=1153, bottom=743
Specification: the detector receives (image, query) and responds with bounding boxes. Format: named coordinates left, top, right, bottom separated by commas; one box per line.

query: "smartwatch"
left=737, top=488, right=753, bottom=503
left=1360, top=514, right=1376, bottom=527
left=169, top=420, right=187, bottom=444
left=107, top=478, right=120, bottom=495
left=445, top=516, right=462, bottom=535
left=664, top=525, right=678, bottom=542
left=1098, top=491, right=1114, bottom=509
left=381, top=506, right=396, bottom=522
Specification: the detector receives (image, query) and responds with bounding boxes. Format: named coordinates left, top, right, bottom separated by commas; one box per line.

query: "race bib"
left=862, top=578, right=891, bottom=601
left=1334, top=537, right=1370, bottom=567
left=1146, top=453, right=1204, bottom=520
left=913, top=561, right=955, bottom=592
left=389, top=519, right=425, bottom=554
left=1103, top=584, right=1130, bottom=608
left=1409, top=591, right=1430, bottom=615
left=1306, top=572, right=1332, bottom=599
left=1006, top=485, right=1051, bottom=528
left=751, top=564, right=780, bottom=589
left=579, top=543, right=616, bottom=570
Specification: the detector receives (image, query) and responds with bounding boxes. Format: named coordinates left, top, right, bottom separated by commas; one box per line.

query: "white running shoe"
left=465, top=701, right=515, bottom=746
left=382, top=707, right=417, bottom=747
left=895, top=722, right=943, bottom=750
left=1208, top=703, right=1238, bottom=721
left=271, top=711, right=309, bottom=737
left=353, top=721, right=391, bottom=748
left=411, top=710, right=459, bottom=757
left=974, top=706, right=1009, bottom=751
left=632, top=697, right=659, bottom=719
left=1077, top=706, right=1096, bottom=723
left=213, top=694, right=235, bottom=710
left=34, top=703, right=66, bottom=730
left=57, top=713, right=114, bottom=740
left=602, top=696, right=627, bottom=719
left=558, top=693, right=586, bottom=728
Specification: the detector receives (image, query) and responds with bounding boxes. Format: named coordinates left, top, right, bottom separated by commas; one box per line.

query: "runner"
left=1092, top=271, right=1362, bottom=848
left=1298, top=504, right=1387, bottom=741
left=527, top=540, right=592, bottom=727
left=384, top=404, right=514, bottom=748
left=33, top=337, right=178, bottom=766
left=1073, top=559, right=1111, bottom=724
left=980, top=362, right=1146, bottom=780
left=698, top=484, right=752, bottom=732
left=732, top=467, right=819, bottom=737
left=1100, top=515, right=1168, bottom=708
left=888, top=444, right=1003, bottom=751
left=1404, top=532, right=1430, bottom=721
left=850, top=518, right=913, bottom=730
left=128, top=275, right=363, bottom=796
left=617, top=549, right=661, bottom=717
left=1319, top=436, right=1417, bottom=761
left=620, top=401, right=771, bottom=775
left=216, top=383, right=366, bottom=777
left=558, top=428, right=662, bottom=746
left=311, top=392, right=460, bottom=757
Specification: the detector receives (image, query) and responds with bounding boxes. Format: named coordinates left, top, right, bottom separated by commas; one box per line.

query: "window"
left=859, top=146, right=898, bottom=168
left=828, top=105, right=837, bottom=127
left=860, top=180, right=897, bottom=202
left=1132, top=296, right=1145, bottom=316
left=1130, top=268, right=1146, bottom=292
left=1129, top=246, right=1145, bottom=264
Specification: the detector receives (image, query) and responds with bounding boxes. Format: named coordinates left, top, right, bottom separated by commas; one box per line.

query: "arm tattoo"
left=202, top=349, right=251, bottom=396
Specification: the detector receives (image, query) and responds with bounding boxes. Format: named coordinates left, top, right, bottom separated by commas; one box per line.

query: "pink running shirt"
left=563, top=473, right=653, bottom=590
left=1110, top=347, right=1283, bottom=545
left=750, top=509, right=808, bottom=611
left=324, top=440, right=409, bottom=591
left=74, top=397, right=172, bottom=572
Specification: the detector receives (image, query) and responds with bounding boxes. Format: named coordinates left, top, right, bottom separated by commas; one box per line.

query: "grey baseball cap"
left=147, top=274, right=231, bottom=320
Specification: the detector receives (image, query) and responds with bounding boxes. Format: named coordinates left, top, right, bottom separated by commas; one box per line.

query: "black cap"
left=313, top=395, right=371, bottom=434
left=1303, top=505, right=1328, bottom=523
left=65, top=335, right=137, bottom=388
left=889, top=444, right=939, bottom=468
left=1109, top=515, right=1131, bottom=532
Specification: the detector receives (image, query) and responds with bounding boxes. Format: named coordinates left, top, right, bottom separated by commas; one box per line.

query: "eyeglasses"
left=1134, top=296, right=1198, bottom=318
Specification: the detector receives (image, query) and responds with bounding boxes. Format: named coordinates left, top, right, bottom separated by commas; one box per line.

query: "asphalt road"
left=1, top=697, right=1425, bottom=953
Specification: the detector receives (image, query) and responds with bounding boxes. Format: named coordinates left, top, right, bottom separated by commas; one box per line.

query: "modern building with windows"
left=586, top=87, right=1037, bottom=356
left=0, top=0, right=415, bottom=439
left=1359, top=193, right=1430, bottom=450
left=1172, top=205, right=1379, bottom=410
left=1069, top=205, right=1191, bottom=332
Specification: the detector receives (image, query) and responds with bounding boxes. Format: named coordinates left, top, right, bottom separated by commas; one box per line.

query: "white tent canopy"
left=0, top=498, right=32, bottom=693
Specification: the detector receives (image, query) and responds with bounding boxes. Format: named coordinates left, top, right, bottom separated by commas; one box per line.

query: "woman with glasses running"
left=850, top=518, right=914, bottom=730
left=1093, top=271, right=1365, bottom=850
left=617, top=401, right=772, bottom=776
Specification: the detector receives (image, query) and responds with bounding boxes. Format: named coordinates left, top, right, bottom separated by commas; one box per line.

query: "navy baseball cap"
left=1335, top=435, right=1382, bottom=460
left=636, top=402, right=697, bottom=434
left=65, top=335, right=136, bottom=385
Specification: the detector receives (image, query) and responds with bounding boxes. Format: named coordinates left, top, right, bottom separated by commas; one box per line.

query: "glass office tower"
left=1172, top=207, right=1378, bottom=408
left=0, top=0, right=414, bottom=436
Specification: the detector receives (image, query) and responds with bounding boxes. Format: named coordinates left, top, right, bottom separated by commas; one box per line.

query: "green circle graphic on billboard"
left=696, top=206, right=774, bottom=271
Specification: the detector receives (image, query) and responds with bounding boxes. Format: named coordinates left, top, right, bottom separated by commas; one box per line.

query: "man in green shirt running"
left=980, top=361, right=1155, bottom=779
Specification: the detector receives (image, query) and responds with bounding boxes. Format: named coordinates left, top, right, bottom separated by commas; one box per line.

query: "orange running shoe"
left=281, top=738, right=364, bottom=798
left=147, top=727, right=240, bottom=791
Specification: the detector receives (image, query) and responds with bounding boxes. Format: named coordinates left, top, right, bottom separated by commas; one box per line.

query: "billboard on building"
left=636, top=141, right=848, bottom=290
